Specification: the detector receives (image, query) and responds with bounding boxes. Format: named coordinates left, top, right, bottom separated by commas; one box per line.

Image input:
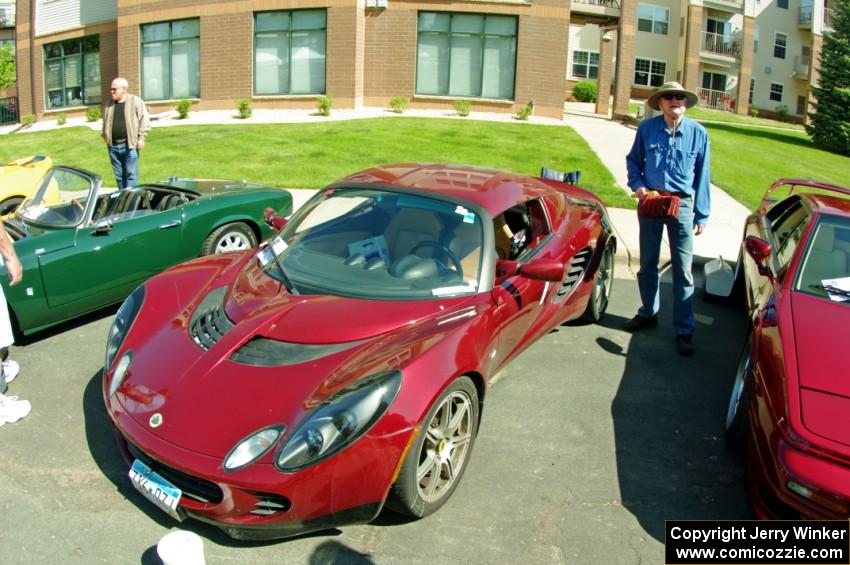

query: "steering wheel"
left=409, top=240, right=463, bottom=279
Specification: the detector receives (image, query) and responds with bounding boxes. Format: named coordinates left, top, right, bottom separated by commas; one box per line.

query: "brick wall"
left=682, top=3, right=702, bottom=92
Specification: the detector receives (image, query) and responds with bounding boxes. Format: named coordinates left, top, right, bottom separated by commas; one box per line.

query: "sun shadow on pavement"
left=605, top=279, right=751, bottom=541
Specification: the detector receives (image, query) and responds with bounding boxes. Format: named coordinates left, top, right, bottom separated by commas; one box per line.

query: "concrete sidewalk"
left=564, top=104, right=749, bottom=270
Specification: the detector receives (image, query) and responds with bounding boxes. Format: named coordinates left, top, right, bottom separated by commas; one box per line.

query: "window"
left=749, top=78, right=754, bottom=104
left=416, top=12, right=517, bottom=100
left=770, top=82, right=783, bottom=102
left=777, top=0, right=788, bottom=8
left=796, top=95, right=806, bottom=115
left=571, top=50, right=599, bottom=79
left=141, top=19, right=200, bottom=101
left=773, top=32, right=787, bottom=59
left=634, top=57, right=666, bottom=87
left=637, top=4, right=670, bottom=35
left=767, top=198, right=807, bottom=270
left=254, top=10, right=326, bottom=95
left=0, top=39, right=13, bottom=54
left=753, top=25, right=759, bottom=53
left=701, top=72, right=727, bottom=91
left=43, top=36, right=101, bottom=109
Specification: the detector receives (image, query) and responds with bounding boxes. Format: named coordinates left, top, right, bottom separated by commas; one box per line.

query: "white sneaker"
left=0, top=394, right=31, bottom=425
left=2, top=360, right=19, bottom=384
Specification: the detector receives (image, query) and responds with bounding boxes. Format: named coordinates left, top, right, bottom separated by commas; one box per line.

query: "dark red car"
left=724, top=179, right=850, bottom=519
left=103, top=163, right=616, bottom=540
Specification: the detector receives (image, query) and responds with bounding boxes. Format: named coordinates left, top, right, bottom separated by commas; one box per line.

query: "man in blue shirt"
left=625, top=82, right=711, bottom=356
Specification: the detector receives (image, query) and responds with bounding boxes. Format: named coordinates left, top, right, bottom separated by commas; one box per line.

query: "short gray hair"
left=112, top=77, right=129, bottom=89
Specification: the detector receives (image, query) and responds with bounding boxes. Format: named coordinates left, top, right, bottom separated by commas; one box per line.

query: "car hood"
left=115, top=254, right=479, bottom=458
left=792, top=292, right=850, bottom=447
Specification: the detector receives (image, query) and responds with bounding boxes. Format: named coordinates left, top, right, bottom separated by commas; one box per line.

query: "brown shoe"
left=623, top=314, right=658, bottom=332
left=676, top=334, right=694, bottom=357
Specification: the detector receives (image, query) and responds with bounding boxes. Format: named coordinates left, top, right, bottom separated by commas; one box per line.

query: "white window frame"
left=769, top=82, right=784, bottom=102
left=637, top=3, right=670, bottom=35
left=773, top=31, right=787, bottom=60
left=633, top=56, right=666, bottom=87
left=570, top=49, right=599, bottom=80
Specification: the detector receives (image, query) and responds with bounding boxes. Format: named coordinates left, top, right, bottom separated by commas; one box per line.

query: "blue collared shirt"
left=626, top=115, right=711, bottom=225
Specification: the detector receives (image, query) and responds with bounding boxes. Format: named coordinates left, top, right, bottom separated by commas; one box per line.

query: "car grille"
left=126, top=441, right=224, bottom=504
left=554, top=246, right=592, bottom=303
left=250, top=492, right=291, bottom=516
left=189, top=288, right=235, bottom=350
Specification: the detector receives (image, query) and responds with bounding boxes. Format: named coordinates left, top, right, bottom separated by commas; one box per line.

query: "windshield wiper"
left=270, top=251, right=298, bottom=295
left=810, top=284, right=850, bottom=300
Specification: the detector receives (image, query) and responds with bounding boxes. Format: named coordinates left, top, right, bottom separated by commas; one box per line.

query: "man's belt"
left=113, top=138, right=127, bottom=145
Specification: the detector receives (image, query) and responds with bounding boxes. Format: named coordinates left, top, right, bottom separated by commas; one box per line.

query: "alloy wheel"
left=417, top=390, right=474, bottom=503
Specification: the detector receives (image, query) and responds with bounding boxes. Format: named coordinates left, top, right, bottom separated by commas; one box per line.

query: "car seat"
left=448, top=221, right=482, bottom=281
left=384, top=208, right=442, bottom=260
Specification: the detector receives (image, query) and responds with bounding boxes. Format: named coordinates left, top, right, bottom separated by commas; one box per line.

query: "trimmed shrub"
left=57, top=112, right=67, bottom=126
left=572, top=80, right=597, bottom=103
left=453, top=99, right=471, bottom=117
left=317, top=96, right=333, bottom=116
left=515, top=106, right=532, bottom=121
left=749, top=105, right=759, bottom=118
left=236, top=99, right=252, bottom=119
left=86, top=107, right=101, bottom=122
left=175, top=99, right=192, bottom=119
left=389, top=96, right=409, bottom=114
left=21, top=114, right=35, bottom=127
left=775, top=104, right=789, bottom=122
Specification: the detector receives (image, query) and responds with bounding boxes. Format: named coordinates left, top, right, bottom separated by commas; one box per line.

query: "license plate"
left=129, top=459, right=183, bottom=521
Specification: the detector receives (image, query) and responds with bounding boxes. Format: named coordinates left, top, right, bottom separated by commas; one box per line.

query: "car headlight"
left=108, top=351, right=132, bottom=398
left=223, top=425, right=285, bottom=471
left=105, top=285, right=145, bottom=371
left=276, top=370, right=402, bottom=472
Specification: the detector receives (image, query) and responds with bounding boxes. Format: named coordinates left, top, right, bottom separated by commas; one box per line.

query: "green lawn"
left=705, top=122, right=850, bottom=210
left=688, top=106, right=804, bottom=132
left=0, top=118, right=635, bottom=209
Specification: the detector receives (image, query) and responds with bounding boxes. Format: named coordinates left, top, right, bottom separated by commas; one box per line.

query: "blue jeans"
left=108, top=143, right=139, bottom=189
left=636, top=196, right=695, bottom=335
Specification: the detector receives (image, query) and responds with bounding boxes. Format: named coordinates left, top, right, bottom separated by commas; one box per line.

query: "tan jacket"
left=102, top=94, right=151, bottom=149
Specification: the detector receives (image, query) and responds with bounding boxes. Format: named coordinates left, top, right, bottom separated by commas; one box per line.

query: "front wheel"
left=388, top=376, right=479, bottom=518
left=581, top=242, right=615, bottom=323
left=725, top=332, right=754, bottom=453
left=201, top=222, right=257, bottom=255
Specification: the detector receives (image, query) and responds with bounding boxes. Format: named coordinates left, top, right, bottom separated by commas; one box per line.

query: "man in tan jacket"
left=102, top=77, right=150, bottom=189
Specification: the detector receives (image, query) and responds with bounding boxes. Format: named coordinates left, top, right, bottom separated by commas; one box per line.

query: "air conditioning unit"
left=366, top=0, right=388, bottom=8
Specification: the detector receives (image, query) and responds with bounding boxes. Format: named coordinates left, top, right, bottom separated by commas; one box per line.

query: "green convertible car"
left=1, top=166, right=292, bottom=335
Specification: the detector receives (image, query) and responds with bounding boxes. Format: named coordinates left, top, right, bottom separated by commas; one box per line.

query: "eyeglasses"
left=110, top=88, right=119, bottom=92
left=661, top=93, right=687, bottom=101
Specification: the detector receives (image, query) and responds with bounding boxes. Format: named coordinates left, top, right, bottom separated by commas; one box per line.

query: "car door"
left=38, top=189, right=185, bottom=310
left=490, top=199, right=558, bottom=368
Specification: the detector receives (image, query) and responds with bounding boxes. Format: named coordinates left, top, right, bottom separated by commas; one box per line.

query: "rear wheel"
left=581, top=242, right=615, bottom=323
left=201, top=222, right=257, bottom=255
left=725, top=332, right=754, bottom=453
left=0, top=196, right=24, bottom=216
left=389, top=376, right=479, bottom=518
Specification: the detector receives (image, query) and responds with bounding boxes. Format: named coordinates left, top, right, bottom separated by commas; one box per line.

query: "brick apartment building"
left=9, top=0, right=832, bottom=124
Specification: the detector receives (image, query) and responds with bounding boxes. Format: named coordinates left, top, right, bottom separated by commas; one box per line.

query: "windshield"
left=16, top=168, right=94, bottom=228
left=258, top=188, right=484, bottom=300
left=796, top=216, right=850, bottom=302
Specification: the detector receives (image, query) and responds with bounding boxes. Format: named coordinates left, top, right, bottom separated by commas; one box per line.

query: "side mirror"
left=745, top=235, right=773, bottom=277
left=92, top=218, right=113, bottom=235
left=518, top=258, right=565, bottom=282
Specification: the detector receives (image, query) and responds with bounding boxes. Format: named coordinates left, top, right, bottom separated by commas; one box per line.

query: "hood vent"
left=230, top=338, right=365, bottom=367
left=189, top=287, right=235, bottom=350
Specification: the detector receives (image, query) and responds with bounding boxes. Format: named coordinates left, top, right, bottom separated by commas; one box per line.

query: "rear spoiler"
left=760, top=178, right=850, bottom=213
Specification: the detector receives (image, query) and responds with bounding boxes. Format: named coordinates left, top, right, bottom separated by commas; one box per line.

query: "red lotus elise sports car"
left=103, top=163, right=616, bottom=540
left=723, top=179, right=850, bottom=519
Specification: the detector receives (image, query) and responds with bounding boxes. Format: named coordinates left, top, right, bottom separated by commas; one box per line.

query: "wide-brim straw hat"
left=647, top=81, right=699, bottom=110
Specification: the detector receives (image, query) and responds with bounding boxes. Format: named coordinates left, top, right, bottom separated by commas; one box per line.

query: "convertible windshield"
left=796, top=216, right=850, bottom=303
left=260, top=188, right=484, bottom=300
left=16, top=168, right=93, bottom=228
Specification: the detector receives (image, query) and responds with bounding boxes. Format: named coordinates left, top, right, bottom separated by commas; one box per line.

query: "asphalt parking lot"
left=0, top=265, right=750, bottom=564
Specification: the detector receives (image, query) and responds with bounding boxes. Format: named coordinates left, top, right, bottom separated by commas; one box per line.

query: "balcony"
left=700, top=31, right=740, bottom=62
left=702, top=0, right=744, bottom=14
left=698, top=87, right=737, bottom=112
left=793, top=55, right=810, bottom=80
left=571, top=0, right=621, bottom=19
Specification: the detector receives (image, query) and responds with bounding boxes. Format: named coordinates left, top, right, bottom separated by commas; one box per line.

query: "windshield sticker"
left=270, top=236, right=288, bottom=256
left=821, top=277, right=850, bottom=302
left=454, top=206, right=475, bottom=224
left=432, top=282, right=477, bottom=296
left=256, top=247, right=273, bottom=267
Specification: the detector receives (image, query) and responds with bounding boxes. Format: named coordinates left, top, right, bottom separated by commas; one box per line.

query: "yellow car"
left=0, top=156, right=61, bottom=216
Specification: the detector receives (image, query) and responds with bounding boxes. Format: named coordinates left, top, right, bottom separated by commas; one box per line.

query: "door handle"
left=159, top=220, right=182, bottom=229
